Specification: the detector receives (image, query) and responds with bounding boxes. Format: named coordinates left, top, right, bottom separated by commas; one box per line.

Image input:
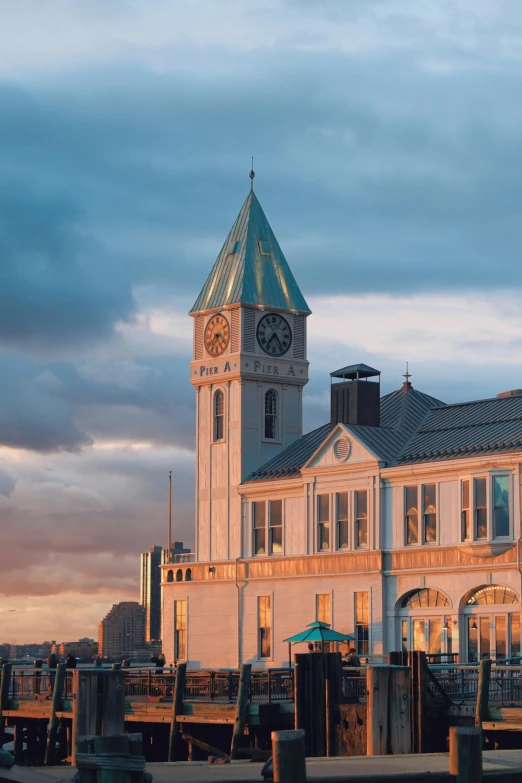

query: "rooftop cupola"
left=330, top=363, right=381, bottom=427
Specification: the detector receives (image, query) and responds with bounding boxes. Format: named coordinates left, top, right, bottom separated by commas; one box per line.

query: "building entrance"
left=398, top=588, right=453, bottom=656
left=463, top=585, right=520, bottom=662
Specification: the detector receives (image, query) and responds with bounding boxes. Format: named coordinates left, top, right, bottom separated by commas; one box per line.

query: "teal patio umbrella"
left=284, top=621, right=354, bottom=664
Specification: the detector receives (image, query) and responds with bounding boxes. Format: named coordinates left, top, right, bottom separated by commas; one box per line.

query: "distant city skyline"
left=2, top=1, right=522, bottom=641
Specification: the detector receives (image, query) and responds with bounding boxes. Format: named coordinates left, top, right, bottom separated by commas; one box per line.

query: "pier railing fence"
left=8, top=662, right=522, bottom=707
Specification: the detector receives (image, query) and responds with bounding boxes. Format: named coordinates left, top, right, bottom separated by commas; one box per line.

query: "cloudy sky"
left=2, top=0, right=522, bottom=643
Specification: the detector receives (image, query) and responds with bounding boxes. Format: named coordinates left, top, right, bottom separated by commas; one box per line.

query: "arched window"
left=264, top=389, right=277, bottom=440
left=175, top=569, right=183, bottom=582
left=185, top=568, right=192, bottom=582
left=401, top=589, right=450, bottom=609
left=213, top=390, right=224, bottom=442
left=466, top=585, right=518, bottom=606
left=167, top=570, right=174, bottom=583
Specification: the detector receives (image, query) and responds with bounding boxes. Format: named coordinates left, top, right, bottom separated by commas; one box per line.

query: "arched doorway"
left=463, top=585, right=520, bottom=662
left=398, top=588, right=452, bottom=656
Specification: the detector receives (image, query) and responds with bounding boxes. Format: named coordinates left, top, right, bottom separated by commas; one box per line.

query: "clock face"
left=204, top=314, right=230, bottom=358
left=257, top=313, right=292, bottom=357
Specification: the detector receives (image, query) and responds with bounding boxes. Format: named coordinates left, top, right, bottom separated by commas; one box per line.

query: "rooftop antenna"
left=167, top=470, right=172, bottom=563
left=249, top=157, right=255, bottom=191
left=403, top=362, right=412, bottom=388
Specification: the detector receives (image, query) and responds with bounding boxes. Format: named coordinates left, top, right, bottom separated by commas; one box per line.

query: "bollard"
left=271, top=729, right=306, bottom=783
left=449, top=726, right=482, bottom=783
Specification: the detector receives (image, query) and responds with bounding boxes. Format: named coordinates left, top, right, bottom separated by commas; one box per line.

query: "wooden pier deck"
left=35, top=749, right=522, bottom=783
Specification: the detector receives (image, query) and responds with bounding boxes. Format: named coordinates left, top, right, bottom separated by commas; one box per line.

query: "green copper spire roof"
left=190, top=191, right=310, bottom=314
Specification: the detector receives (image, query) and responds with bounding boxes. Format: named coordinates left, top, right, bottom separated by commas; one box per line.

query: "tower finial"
left=402, top=362, right=412, bottom=389
left=249, top=157, right=255, bottom=190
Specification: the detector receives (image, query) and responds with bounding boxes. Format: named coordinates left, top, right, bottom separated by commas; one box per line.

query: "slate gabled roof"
left=190, top=191, right=310, bottom=315
left=245, top=423, right=332, bottom=482
left=381, top=385, right=444, bottom=432
left=397, top=393, right=522, bottom=464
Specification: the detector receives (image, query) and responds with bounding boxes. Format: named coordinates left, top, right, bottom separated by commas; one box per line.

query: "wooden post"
left=388, top=666, right=412, bottom=755
left=230, top=663, right=252, bottom=760
left=450, top=726, right=482, bottom=783
left=168, top=662, right=186, bottom=762
left=71, top=670, right=99, bottom=766
left=475, top=658, right=491, bottom=728
left=271, top=729, right=306, bottom=783
left=0, top=662, right=12, bottom=748
left=325, top=653, right=342, bottom=757
left=13, top=721, right=24, bottom=764
left=309, top=652, right=326, bottom=757
left=94, top=734, right=131, bottom=783
left=366, top=666, right=390, bottom=756
left=45, top=662, right=66, bottom=765
left=100, top=670, right=126, bottom=736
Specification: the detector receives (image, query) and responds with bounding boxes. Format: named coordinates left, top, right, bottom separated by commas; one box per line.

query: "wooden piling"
left=449, top=725, right=482, bottom=783
left=475, top=658, right=492, bottom=728
left=45, top=662, right=66, bottom=765
left=388, top=666, right=412, bottom=755
left=326, top=653, right=342, bottom=757
left=0, top=662, right=12, bottom=748
left=168, top=662, right=186, bottom=762
left=71, top=670, right=99, bottom=766
left=271, top=729, right=306, bottom=783
left=366, top=666, right=390, bottom=756
left=230, top=663, right=252, bottom=760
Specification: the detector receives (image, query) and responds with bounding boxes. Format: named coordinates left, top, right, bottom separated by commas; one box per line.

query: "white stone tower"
left=189, top=187, right=311, bottom=562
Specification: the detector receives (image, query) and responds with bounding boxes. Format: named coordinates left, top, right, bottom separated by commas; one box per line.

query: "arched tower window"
left=185, top=568, right=192, bottom=582
left=175, top=569, right=183, bottom=582
left=264, top=389, right=277, bottom=440
left=213, top=390, right=224, bottom=442
left=167, top=570, right=174, bottom=583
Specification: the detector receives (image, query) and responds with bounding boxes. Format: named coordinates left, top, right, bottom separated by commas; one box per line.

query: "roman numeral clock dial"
left=204, top=314, right=230, bottom=357
left=256, top=313, right=292, bottom=357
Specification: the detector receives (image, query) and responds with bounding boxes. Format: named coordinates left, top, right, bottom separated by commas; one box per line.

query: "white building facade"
left=162, top=188, right=522, bottom=669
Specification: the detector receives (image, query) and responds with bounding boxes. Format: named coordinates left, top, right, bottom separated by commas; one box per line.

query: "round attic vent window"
left=333, top=437, right=351, bottom=462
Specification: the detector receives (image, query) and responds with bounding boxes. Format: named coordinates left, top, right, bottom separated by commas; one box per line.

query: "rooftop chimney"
left=330, top=363, right=381, bottom=428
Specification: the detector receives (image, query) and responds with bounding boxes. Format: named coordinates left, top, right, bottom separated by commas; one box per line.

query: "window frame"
left=251, top=499, right=284, bottom=557
left=460, top=472, right=512, bottom=543
left=336, top=492, right=349, bottom=550
left=316, top=593, right=331, bottom=625
left=317, top=494, right=331, bottom=552
left=212, top=388, right=225, bottom=443
left=354, top=591, right=370, bottom=657
left=404, top=484, right=438, bottom=547
left=258, top=595, right=272, bottom=660
left=174, top=599, right=187, bottom=662
left=354, top=489, right=369, bottom=549
left=263, top=389, right=279, bottom=442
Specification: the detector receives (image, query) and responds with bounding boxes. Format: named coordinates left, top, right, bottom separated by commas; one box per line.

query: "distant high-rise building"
left=140, top=542, right=190, bottom=642
left=98, top=602, right=145, bottom=659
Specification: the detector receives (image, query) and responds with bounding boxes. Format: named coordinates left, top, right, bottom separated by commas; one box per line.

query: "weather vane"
left=249, top=157, right=255, bottom=190
left=403, top=362, right=412, bottom=384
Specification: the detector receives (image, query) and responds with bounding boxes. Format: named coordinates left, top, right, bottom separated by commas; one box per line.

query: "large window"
left=258, top=596, right=271, bottom=659
left=316, top=594, right=331, bottom=625
left=336, top=493, right=348, bottom=549
left=461, top=480, right=471, bottom=541
left=474, top=478, right=487, bottom=539
left=253, top=500, right=283, bottom=556
left=213, top=390, right=224, bottom=442
left=423, top=485, right=436, bottom=543
left=264, top=389, right=277, bottom=440
left=253, top=501, right=266, bottom=556
left=405, top=486, right=418, bottom=545
left=355, top=591, right=369, bottom=656
left=174, top=600, right=187, bottom=661
left=355, top=490, right=368, bottom=548
left=269, top=500, right=283, bottom=554
left=318, top=495, right=330, bottom=551
left=493, top=476, right=509, bottom=537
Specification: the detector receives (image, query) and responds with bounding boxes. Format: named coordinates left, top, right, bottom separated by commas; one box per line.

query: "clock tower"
left=190, top=187, right=310, bottom=561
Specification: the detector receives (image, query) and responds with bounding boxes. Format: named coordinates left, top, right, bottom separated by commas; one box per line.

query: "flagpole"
left=168, top=470, right=172, bottom=563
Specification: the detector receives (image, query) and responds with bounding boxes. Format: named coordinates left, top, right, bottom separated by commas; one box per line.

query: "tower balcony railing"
left=167, top=552, right=195, bottom=564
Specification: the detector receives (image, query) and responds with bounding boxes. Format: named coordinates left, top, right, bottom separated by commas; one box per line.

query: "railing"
left=9, top=669, right=75, bottom=700
left=341, top=668, right=366, bottom=701
left=428, top=664, right=522, bottom=707
left=170, top=553, right=195, bottom=564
